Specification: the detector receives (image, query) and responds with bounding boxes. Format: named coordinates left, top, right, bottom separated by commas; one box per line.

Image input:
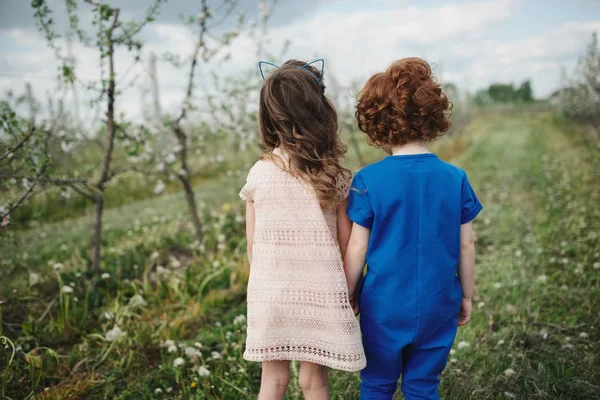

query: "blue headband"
left=258, top=59, right=325, bottom=88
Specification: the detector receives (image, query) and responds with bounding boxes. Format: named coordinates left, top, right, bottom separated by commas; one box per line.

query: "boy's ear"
left=258, top=61, right=280, bottom=80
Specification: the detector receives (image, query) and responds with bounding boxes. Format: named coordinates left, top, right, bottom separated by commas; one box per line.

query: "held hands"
left=458, top=297, right=472, bottom=326
left=349, top=293, right=360, bottom=316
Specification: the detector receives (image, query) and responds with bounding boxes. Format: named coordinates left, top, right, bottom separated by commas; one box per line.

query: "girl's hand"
left=458, top=298, right=472, bottom=326
left=349, top=293, right=360, bottom=316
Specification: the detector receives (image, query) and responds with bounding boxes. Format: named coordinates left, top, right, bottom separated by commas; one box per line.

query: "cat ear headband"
left=258, top=58, right=325, bottom=88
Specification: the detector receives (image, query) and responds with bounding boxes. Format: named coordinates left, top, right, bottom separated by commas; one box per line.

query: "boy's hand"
left=458, top=298, right=472, bottom=326
left=349, top=293, right=360, bottom=316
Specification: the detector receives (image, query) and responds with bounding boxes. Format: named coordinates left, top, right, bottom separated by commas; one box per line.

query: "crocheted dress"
left=239, top=150, right=366, bottom=371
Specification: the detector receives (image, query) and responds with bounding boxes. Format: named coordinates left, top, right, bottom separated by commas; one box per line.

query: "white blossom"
left=101, top=273, right=110, bottom=280
left=194, top=342, right=203, bottom=349
left=106, top=325, right=127, bottom=342
left=53, top=263, right=65, bottom=271
left=154, top=388, right=162, bottom=394
left=211, top=351, right=222, bottom=360
left=233, top=314, right=247, bottom=325
left=60, top=141, right=73, bottom=153
left=173, top=357, right=185, bottom=367
left=579, top=332, right=589, bottom=339
left=197, top=365, right=210, bottom=377
left=185, top=346, right=202, bottom=360
left=457, top=341, right=470, bottom=349
left=493, top=282, right=502, bottom=289
left=153, top=180, right=166, bottom=195
left=150, top=251, right=160, bottom=260
left=536, top=275, right=548, bottom=283
left=503, top=368, right=516, bottom=377
left=165, top=153, right=177, bottom=164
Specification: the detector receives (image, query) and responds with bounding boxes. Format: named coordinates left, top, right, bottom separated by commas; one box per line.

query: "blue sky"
left=0, top=0, right=598, bottom=121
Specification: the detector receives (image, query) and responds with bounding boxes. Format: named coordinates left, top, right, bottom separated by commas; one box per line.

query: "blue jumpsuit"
left=347, top=153, right=482, bottom=400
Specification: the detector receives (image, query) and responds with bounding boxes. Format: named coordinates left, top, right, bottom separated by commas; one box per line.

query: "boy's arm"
left=457, top=221, right=476, bottom=326
left=337, top=201, right=352, bottom=259
left=344, top=223, right=370, bottom=298
left=245, top=200, right=256, bottom=265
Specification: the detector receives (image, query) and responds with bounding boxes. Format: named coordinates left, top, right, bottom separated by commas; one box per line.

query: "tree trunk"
left=90, top=197, right=103, bottom=274
left=89, top=8, right=120, bottom=274
left=179, top=175, right=203, bottom=242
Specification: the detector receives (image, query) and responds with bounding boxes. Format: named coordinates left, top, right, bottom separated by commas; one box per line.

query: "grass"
left=1, top=109, right=599, bottom=399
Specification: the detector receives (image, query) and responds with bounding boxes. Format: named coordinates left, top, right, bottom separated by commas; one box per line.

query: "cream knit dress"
left=239, top=149, right=366, bottom=371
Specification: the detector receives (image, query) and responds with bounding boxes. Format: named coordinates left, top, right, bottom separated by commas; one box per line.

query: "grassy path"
left=1, top=111, right=598, bottom=399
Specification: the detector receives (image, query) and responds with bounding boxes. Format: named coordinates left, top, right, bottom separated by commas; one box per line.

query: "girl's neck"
left=390, top=141, right=430, bottom=156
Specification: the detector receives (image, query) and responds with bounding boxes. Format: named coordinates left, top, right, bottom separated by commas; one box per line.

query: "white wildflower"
left=129, top=294, right=147, bottom=307
left=103, top=311, right=114, bottom=320
left=541, top=330, right=548, bottom=340
left=69, top=282, right=75, bottom=287
left=168, top=345, right=178, bottom=353
left=449, top=357, right=458, bottom=363
left=161, top=339, right=175, bottom=348
left=156, top=162, right=165, bottom=172
left=503, top=368, right=516, bottom=377
left=493, top=282, right=502, bottom=289
left=515, top=250, right=522, bottom=257
left=233, top=314, right=247, bottom=325
left=60, top=244, right=68, bottom=251
left=106, top=325, right=127, bottom=342
left=579, top=332, right=589, bottom=339
left=504, top=392, right=516, bottom=398
left=477, top=301, right=485, bottom=309
left=153, top=180, right=166, bottom=195
left=216, top=154, right=224, bottom=163
left=170, top=257, right=181, bottom=268
left=536, top=275, right=548, bottom=283
left=150, top=251, right=160, bottom=260
left=61, top=286, right=74, bottom=294
left=225, top=331, right=233, bottom=339
left=217, top=234, right=226, bottom=243
left=29, top=272, right=40, bottom=286
left=156, top=265, right=167, bottom=274
left=457, top=341, right=470, bottom=349
left=166, top=387, right=173, bottom=393
left=185, top=346, right=202, bottom=360
left=53, top=263, right=64, bottom=271
left=197, top=365, right=210, bottom=377
left=235, top=214, right=244, bottom=223
left=194, top=342, right=203, bottom=349
left=154, top=388, right=163, bottom=394
left=173, top=357, right=185, bottom=367
left=211, top=351, right=222, bottom=359
left=101, top=273, right=110, bottom=280
left=593, top=262, right=600, bottom=270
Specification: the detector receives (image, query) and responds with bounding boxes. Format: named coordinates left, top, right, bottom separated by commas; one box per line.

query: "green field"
left=1, top=110, right=599, bottom=399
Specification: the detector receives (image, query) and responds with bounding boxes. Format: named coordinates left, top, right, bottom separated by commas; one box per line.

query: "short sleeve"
left=239, top=168, right=255, bottom=201
left=347, top=173, right=374, bottom=229
left=461, top=172, right=483, bottom=224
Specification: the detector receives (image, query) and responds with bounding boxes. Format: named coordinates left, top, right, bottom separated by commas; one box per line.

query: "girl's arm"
left=344, top=223, right=370, bottom=297
left=337, top=201, right=352, bottom=259
left=457, top=221, right=476, bottom=326
left=245, top=200, right=256, bottom=265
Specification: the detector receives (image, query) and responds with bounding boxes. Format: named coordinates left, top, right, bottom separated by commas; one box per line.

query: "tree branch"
left=0, top=165, right=46, bottom=221
left=0, top=130, right=33, bottom=162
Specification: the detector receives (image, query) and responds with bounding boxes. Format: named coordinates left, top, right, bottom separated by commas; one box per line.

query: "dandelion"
left=153, top=180, right=166, bottom=195
left=226, top=331, right=233, bottom=340
left=222, top=203, right=231, bottom=212
left=536, top=275, right=548, bottom=283
left=503, top=368, right=516, bottom=377
left=197, top=365, right=210, bottom=377
left=101, top=273, right=110, bottom=280
left=560, top=284, right=568, bottom=290
left=75, top=272, right=81, bottom=278
left=493, top=282, right=502, bottom=289
left=185, top=346, right=202, bottom=360
left=154, top=388, right=163, bottom=394
left=61, top=286, right=74, bottom=294
left=170, top=257, right=181, bottom=268
left=449, top=358, right=458, bottom=363
left=235, top=214, right=244, bottom=223
left=106, top=325, right=127, bottom=341
left=593, top=262, right=600, bottom=270
left=457, top=341, right=470, bottom=349
left=477, top=301, right=485, bottom=309
left=515, top=250, right=522, bottom=257
left=173, top=357, right=185, bottom=367
left=69, top=282, right=75, bottom=287
left=156, top=265, right=167, bottom=274
left=540, top=330, right=548, bottom=340
left=161, top=339, right=175, bottom=348
left=194, top=342, right=203, bottom=349
left=211, top=351, right=223, bottom=360
left=190, top=381, right=196, bottom=389
left=60, top=244, right=68, bottom=251
left=449, top=349, right=455, bottom=355
left=233, top=314, right=247, bottom=325
left=166, top=388, right=173, bottom=393
left=579, top=332, right=589, bottom=339
left=29, top=272, right=40, bottom=286
left=150, top=251, right=160, bottom=260
left=217, top=234, right=226, bottom=243
left=53, top=263, right=65, bottom=271
left=215, top=321, right=222, bottom=327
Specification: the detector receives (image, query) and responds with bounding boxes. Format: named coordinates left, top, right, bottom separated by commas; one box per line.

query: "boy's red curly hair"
left=355, top=57, right=452, bottom=147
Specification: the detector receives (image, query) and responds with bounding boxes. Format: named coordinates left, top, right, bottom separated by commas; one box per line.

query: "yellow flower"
left=221, top=203, right=231, bottom=212
left=190, top=381, right=197, bottom=389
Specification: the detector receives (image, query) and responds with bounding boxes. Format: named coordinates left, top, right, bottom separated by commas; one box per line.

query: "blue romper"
left=347, top=153, right=482, bottom=400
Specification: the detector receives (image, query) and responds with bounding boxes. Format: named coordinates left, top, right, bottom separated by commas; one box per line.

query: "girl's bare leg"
left=299, top=361, right=329, bottom=400
left=259, top=361, right=290, bottom=400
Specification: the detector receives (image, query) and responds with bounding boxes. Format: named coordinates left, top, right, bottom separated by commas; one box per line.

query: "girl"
left=344, top=58, right=482, bottom=400
left=240, top=59, right=366, bottom=400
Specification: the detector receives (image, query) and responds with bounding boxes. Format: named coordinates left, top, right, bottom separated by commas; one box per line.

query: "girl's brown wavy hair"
left=258, top=59, right=351, bottom=209
left=355, top=57, right=452, bottom=147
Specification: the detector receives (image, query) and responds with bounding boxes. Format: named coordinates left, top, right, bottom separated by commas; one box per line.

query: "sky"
left=0, top=0, right=599, bottom=124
